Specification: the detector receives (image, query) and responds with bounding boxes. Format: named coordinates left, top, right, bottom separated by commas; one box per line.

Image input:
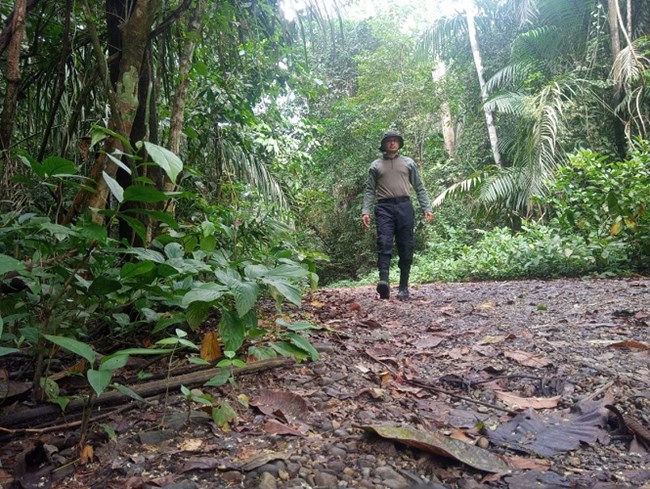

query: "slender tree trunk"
left=162, top=0, right=205, bottom=220
left=432, top=64, right=456, bottom=159
left=465, top=3, right=502, bottom=167
left=608, top=0, right=627, bottom=157
left=0, top=0, right=27, bottom=189
left=38, top=0, right=73, bottom=163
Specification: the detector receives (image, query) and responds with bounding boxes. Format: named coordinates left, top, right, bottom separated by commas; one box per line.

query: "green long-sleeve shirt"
left=361, top=154, right=432, bottom=215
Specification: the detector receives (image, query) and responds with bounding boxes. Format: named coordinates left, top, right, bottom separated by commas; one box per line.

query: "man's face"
left=385, top=138, right=400, bottom=153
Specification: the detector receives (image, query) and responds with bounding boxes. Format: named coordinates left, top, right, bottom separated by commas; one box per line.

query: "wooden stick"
left=1, top=357, right=293, bottom=429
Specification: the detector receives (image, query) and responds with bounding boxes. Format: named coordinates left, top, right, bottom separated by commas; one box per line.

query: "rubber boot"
left=397, top=268, right=410, bottom=300
left=376, top=269, right=390, bottom=299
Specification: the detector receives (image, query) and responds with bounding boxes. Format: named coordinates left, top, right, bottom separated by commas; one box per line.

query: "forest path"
left=3, top=277, right=650, bottom=488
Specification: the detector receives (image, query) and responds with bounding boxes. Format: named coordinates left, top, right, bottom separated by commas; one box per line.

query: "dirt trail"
left=2, top=278, right=650, bottom=488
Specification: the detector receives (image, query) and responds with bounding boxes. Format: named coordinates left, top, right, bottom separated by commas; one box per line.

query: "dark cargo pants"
left=375, top=197, right=414, bottom=284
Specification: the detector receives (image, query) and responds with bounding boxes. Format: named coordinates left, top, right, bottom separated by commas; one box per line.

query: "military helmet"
left=379, top=130, right=404, bottom=151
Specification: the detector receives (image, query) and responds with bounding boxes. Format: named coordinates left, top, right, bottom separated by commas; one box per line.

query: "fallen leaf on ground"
left=200, top=331, right=222, bottom=361
left=503, top=350, right=551, bottom=368
left=250, top=389, right=308, bottom=422
left=263, top=419, right=306, bottom=436
left=494, top=391, right=561, bottom=410
left=488, top=399, right=610, bottom=456
left=239, top=451, right=289, bottom=472
left=179, top=439, right=204, bottom=451
left=362, top=424, right=510, bottom=473
left=607, top=340, right=649, bottom=350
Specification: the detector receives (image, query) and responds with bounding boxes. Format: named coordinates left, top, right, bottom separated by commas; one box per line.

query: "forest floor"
left=2, top=277, right=650, bottom=489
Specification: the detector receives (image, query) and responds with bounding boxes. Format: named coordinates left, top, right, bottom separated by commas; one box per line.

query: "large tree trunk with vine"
left=63, top=0, right=158, bottom=224
left=0, top=0, right=27, bottom=191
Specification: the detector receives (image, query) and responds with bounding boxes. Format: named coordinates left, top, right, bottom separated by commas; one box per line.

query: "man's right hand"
left=361, top=214, right=371, bottom=229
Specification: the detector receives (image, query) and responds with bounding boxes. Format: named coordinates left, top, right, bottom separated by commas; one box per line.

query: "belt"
left=378, top=196, right=410, bottom=204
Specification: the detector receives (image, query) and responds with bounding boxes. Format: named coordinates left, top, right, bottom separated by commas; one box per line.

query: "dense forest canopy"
left=0, top=0, right=649, bottom=402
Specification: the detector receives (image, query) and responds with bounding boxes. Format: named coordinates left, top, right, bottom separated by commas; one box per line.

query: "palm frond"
left=484, top=92, right=528, bottom=116
left=417, top=15, right=468, bottom=60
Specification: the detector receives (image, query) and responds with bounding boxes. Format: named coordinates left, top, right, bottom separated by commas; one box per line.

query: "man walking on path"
left=361, top=130, right=433, bottom=300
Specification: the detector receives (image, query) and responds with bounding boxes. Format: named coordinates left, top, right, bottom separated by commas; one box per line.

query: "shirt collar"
left=382, top=153, right=400, bottom=160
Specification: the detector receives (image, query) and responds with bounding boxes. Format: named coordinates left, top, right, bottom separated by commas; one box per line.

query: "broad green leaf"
left=266, top=263, right=309, bottom=279
left=287, top=333, right=320, bottom=361
left=186, top=301, right=210, bottom=329
left=110, top=347, right=172, bottom=356
left=123, top=186, right=170, bottom=203
left=88, top=276, right=121, bottom=296
left=248, top=345, right=277, bottom=361
left=91, top=125, right=132, bottom=152
left=271, top=341, right=309, bottom=362
left=120, top=260, right=155, bottom=279
left=106, top=152, right=132, bottom=175
left=263, top=278, right=302, bottom=306
left=113, top=383, right=147, bottom=403
left=78, top=221, right=108, bottom=242
left=231, top=281, right=259, bottom=317
left=126, top=248, right=165, bottom=263
left=87, top=369, right=112, bottom=396
left=100, top=354, right=129, bottom=371
left=118, top=215, right=147, bottom=242
left=204, top=368, right=231, bottom=386
left=212, top=401, right=237, bottom=429
left=164, top=242, right=184, bottom=259
left=128, top=209, right=179, bottom=229
left=102, top=171, right=124, bottom=203
left=219, top=311, right=245, bottom=352
left=182, top=283, right=227, bottom=306
left=39, top=156, right=77, bottom=177
left=143, top=142, right=183, bottom=184
left=244, top=264, right=269, bottom=280
left=0, top=254, right=25, bottom=275
left=276, top=318, right=320, bottom=331
left=0, top=346, right=20, bottom=356
left=45, top=335, right=96, bottom=364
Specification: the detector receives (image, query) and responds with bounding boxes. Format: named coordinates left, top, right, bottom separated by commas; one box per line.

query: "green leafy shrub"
left=546, top=142, right=650, bottom=270
left=0, top=140, right=320, bottom=404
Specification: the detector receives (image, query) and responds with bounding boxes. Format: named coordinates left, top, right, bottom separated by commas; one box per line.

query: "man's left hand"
left=424, top=211, right=433, bottom=223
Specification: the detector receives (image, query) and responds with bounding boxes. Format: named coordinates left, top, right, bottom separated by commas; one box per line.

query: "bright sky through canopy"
left=281, top=0, right=474, bottom=24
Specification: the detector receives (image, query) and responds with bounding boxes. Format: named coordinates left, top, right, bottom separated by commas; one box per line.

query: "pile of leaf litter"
left=1, top=277, right=650, bottom=488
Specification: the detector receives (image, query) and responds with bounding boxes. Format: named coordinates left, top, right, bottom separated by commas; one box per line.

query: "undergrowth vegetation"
left=0, top=135, right=322, bottom=416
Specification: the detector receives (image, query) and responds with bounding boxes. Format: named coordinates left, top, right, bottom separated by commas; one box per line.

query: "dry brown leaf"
left=250, top=389, right=309, bottom=422
left=362, top=424, right=510, bottom=473
left=503, top=350, right=551, bottom=368
left=607, top=340, right=649, bottom=350
left=505, top=456, right=552, bottom=471
left=263, top=419, right=305, bottom=437
left=494, top=391, right=561, bottom=410
left=478, top=335, right=507, bottom=345
left=379, top=371, right=394, bottom=386
left=80, top=444, right=94, bottom=465
left=179, top=438, right=204, bottom=451
left=200, top=331, right=222, bottom=361
left=449, top=429, right=475, bottom=443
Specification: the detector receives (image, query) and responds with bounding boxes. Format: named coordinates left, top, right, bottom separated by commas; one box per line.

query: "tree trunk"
left=607, top=0, right=627, bottom=158
left=63, top=0, right=159, bottom=224
left=432, top=64, right=457, bottom=159
left=37, top=0, right=73, bottom=163
left=0, top=0, right=27, bottom=190
left=161, top=0, right=205, bottom=221
left=465, top=3, right=502, bottom=167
